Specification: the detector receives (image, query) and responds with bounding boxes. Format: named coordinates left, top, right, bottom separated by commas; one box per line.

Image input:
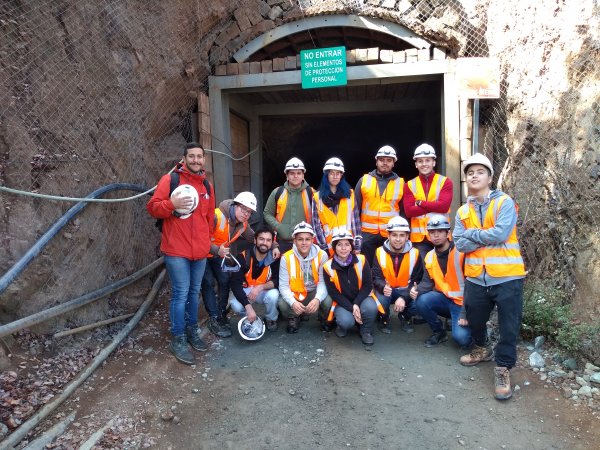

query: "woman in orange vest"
left=312, top=157, right=361, bottom=256
left=323, top=229, right=379, bottom=346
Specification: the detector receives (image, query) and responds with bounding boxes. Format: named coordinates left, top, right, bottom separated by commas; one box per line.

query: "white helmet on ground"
left=413, top=143, right=437, bottom=160
left=238, top=316, right=266, bottom=341
left=170, top=184, right=199, bottom=219
left=375, top=145, right=397, bottom=161
left=463, top=153, right=494, bottom=177
left=284, top=157, right=306, bottom=173
left=323, top=157, right=345, bottom=173
left=233, top=191, right=257, bottom=212
left=386, top=216, right=410, bottom=233
left=330, top=228, right=354, bottom=244
left=426, top=214, right=451, bottom=231
left=292, top=221, right=316, bottom=237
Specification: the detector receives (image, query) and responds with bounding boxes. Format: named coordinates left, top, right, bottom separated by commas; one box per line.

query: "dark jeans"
left=376, top=290, right=417, bottom=320
left=201, top=256, right=231, bottom=319
left=415, top=290, right=471, bottom=348
left=360, top=232, right=386, bottom=266
left=464, top=278, right=524, bottom=369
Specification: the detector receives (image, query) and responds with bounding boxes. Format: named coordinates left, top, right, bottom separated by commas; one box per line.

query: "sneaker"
left=265, top=319, right=278, bottom=332
left=185, top=326, right=208, bottom=352
left=424, top=330, right=448, bottom=347
left=208, top=317, right=232, bottom=338
left=286, top=317, right=299, bottom=334
left=460, top=344, right=494, bottom=366
left=379, top=320, right=391, bottom=334
left=399, top=315, right=414, bottom=333
left=494, top=366, right=513, bottom=400
left=361, top=331, right=374, bottom=345
left=335, top=326, right=347, bottom=338
left=169, top=336, right=195, bottom=365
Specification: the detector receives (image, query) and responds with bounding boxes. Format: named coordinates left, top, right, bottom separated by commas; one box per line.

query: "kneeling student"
left=229, top=228, right=280, bottom=332
left=414, top=215, right=471, bottom=348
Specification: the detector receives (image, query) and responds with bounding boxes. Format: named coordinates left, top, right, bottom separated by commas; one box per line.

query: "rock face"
left=0, top=1, right=598, bottom=336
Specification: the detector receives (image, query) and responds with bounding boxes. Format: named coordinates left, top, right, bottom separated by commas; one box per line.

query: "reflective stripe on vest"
left=241, top=250, right=272, bottom=287
left=424, top=247, right=465, bottom=305
left=211, top=208, right=247, bottom=247
left=457, top=195, right=526, bottom=278
left=376, top=247, right=419, bottom=289
left=407, top=174, right=451, bottom=242
left=360, top=174, right=404, bottom=237
left=276, top=188, right=311, bottom=223
left=284, top=248, right=326, bottom=301
left=314, top=190, right=355, bottom=248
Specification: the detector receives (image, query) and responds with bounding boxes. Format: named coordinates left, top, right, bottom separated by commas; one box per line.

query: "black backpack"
left=155, top=172, right=211, bottom=232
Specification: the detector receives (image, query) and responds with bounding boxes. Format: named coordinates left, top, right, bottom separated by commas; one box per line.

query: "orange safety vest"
left=360, top=174, right=404, bottom=237
left=323, top=254, right=385, bottom=321
left=407, top=174, right=451, bottom=242
left=314, top=190, right=355, bottom=250
left=457, top=195, right=526, bottom=278
left=284, top=248, right=326, bottom=301
left=424, top=247, right=465, bottom=305
left=241, top=250, right=272, bottom=288
left=276, top=187, right=312, bottom=223
left=375, top=247, right=420, bottom=289
left=211, top=208, right=247, bottom=248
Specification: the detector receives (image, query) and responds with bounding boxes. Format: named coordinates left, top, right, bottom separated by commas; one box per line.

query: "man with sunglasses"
left=355, top=145, right=405, bottom=265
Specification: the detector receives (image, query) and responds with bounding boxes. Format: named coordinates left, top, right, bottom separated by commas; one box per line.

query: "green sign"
left=301, top=46, right=347, bottom=89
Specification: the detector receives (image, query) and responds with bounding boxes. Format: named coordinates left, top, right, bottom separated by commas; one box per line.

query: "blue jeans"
left=415, top=291, right=472, bottom=348
left=229, top=287, right=280, bottom=321
left=163, top=256, right=207, bottom=337
left=464, top=279, right=524, bottom=369
left=376, top=289, right=417, bottom=320
left=201, top=257, right=231, bottom=319
left=334, top=299, right=378, bottom=333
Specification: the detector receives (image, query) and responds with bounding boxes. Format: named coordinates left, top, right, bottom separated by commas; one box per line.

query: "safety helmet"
left=233, top=191, right=257, bottom=212
left=221, top=254, right=241, bottom=272
left=330, top=228, right=354, bottom=244
left=170, top=184, right=199, bottom=219
left=323, top=157, right=345, bottom=173
left=413, top=143, right=437, bottom=160
left=284, top=157, right=306, bottom=173
left=386, top=216, right=410, bottom=233
left=292, top=221, right=316, bottom=237
left=463, top=153, right=494, bottom=177
left=375, top=145, right=397, bottom=161
left=238, top=316, right=266, bottom=341
left=426, top=214, right=451, bottom=231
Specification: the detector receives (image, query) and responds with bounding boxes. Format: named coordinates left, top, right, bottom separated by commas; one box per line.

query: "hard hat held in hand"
left=284, top=157, right=306, bottom=173
left=170, top=184, right=199, bottom=219
left=238, top=316, right=266, bottom=341
left=233, top=191, right=257, bottom=212
left=386, top=216, right=410, bottom=233
left=323, top=157, right=345, bottom=173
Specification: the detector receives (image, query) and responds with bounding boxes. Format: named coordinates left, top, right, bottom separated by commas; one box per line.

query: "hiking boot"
left=399, top=315, right=414, bottom=333
left=286, top=317, right=299, bottom=334
left=169, top=336, right=195, bottom=365
left=494, top=366, right=513, bottom=400
left=300, top=314, right=310, bottom=322
left=321, top=321, right=334, bottom=332
left=185, top=326, right=208, bottom=352
left=379, top=319, right=391, bottom=334
left=265, top=319, right=278, bottom=332
left=361, top=331, right=374, bottom=346
left=460, top=344, right=493, bottom=366
left=335, top=326, right=347, bottom=338
left=424, top=330, right=448, bottom=347
left=208, top=317, right=231, bottom=338
left=411, top=315, right=427, bottom=325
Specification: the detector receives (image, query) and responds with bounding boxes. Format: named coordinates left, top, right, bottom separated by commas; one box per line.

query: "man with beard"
left=413, top=215, right=471, bottom=349
left=229, top=228, right=280, bottom=332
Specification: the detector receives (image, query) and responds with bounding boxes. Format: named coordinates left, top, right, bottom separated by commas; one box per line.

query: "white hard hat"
left=426, top=214, right=451, bottom=231
left=330, top=228, right=354, bottom=244
left=413, top=143, right=436, bottom=160
left=292, top=221, right=316, bottom=237
left=238, top=316, right=266, bottom=341
left=463, top=153, right=494, bottom=177
left=284, top=157, right=306, bottom=173
left=375, top=145, right=397, bottom=161
left=386, top=216, right=410, bottom=233
left=170, top=184, right=199, bottom=219
left=233, top=191, right=257, bottom=212
left=323, top=157, right=345, bottom=173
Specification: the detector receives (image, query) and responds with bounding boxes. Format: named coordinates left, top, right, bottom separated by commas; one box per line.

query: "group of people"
left=147, top=141, right=526, bottom=401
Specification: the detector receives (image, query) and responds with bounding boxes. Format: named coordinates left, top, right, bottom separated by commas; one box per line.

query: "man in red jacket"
left=147, top=142, right=215, bottom=365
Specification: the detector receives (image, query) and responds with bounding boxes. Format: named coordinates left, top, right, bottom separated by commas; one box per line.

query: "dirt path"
left=41, top=295, right=598, bottom=450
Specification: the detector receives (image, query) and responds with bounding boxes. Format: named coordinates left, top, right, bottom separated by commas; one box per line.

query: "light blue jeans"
left=415, top=290, right=472, bottom=348
left=164, top=256, right=207, bottom=337
left=229, top=287, right=280, bottom=321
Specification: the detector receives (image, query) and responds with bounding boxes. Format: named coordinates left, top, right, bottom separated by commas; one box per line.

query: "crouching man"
left=414, top=215, right=471, bottom=349
left=229, top=228, right=280, bottom=332
left=278, top=222, right=333, bottom=334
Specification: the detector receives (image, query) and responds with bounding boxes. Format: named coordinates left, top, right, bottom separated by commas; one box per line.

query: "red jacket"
left=403, top=172, right=453, bottom=218
left=147, top=164, right=215, bottom=260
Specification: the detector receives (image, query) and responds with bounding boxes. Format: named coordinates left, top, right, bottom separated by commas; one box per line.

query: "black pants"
left=360, top=233, right=386, bottom=266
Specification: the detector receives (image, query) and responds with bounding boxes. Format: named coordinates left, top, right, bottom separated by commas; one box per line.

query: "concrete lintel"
left=254, top=98, right=427, bottom=116
left=233, top=15, right=432, bottom=63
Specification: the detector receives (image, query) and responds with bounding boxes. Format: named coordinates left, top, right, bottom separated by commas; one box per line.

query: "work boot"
left=217, top=316, right=233, bottom=337
left=411, top=315, right=427, bottom=325
left=286, top=317, right=299, bottom=334
left=265, top=319, right=278, bottom=332
left=494, top=366, right=513, bottom=400
left=399, top=314, right=414, bottom=333
left=460, top=344, right=493, bottom=366
left=208, top=317, right=231, bottom=338
left=169, top=336, right=195, bottom=365
left=321, top=321, right=334, bottom=332
left=379, top=318, right=391, bottom=334
left=424, top=330, right=448, bottom=347
left=361, top=331, right=374, bottom=346
left=185, top=326, right=208, bottom=352
left=335, top=326, right=347, bottom=338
